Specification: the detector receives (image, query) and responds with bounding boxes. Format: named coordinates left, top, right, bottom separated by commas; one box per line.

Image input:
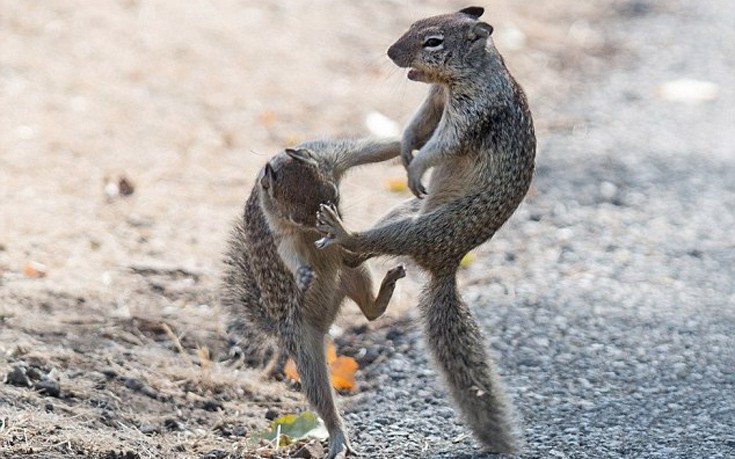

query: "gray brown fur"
left=222, top=138, right=406, bottom=459
left=316, top=7, right=535, bottom=454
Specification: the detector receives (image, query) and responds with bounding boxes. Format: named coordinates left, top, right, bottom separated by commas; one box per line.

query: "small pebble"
left=294, top=442, right=324, bottom=459
left=200, top=399, right=223, bottom=412
left=138, top=423, right=159, bottom=435
left=35, top=376, right=61, bottom=397
left=164, top=418, right=184, bottom=431
left=123, top=377, right=144, bottom=391
left=201, top=450, right=227, bottom=459
left=100, top=367, right=118, bottom=379
left=6, top=365, right=32, bottom=387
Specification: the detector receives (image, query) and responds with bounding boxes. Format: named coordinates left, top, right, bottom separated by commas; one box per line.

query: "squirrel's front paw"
left=316, top=202, right=347, bottom=248
left=406, top=163, right=427, bottom=198
left=400, top=146, right=415, bottom=168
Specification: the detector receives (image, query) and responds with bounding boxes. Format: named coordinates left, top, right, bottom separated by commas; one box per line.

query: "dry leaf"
left=284, top=341, right=359, bottom=391
left=460, top=251, right=476, bottom=268
left=384, top=177, right=408, bottom=193
left=23, top=261, right=47, bottom=278
left=284, top=358, right=299, bottom=381
left=248, top=411, right=328, bottom=448
left=104, top=175, right=135, bottom=199
left=118, top=177, right=135, bottom=196
left=329, top=356, right=358, bottom=391
left=326, top=341, right=338, bottom=363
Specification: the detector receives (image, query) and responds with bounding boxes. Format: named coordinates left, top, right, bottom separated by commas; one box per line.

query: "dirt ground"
left=0, top=1, right=621, bottom=457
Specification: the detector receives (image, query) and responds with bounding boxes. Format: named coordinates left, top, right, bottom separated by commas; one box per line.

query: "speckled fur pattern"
left=316, top=7, right=536, bottom=454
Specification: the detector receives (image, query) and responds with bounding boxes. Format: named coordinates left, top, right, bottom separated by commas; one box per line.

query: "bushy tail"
left=220, top=214, right=278, bottom=364
left=420, top=271, right=520, bottom=453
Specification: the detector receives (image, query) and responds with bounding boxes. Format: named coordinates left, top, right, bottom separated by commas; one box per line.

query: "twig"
left=162, top=322, right=186, bottom=356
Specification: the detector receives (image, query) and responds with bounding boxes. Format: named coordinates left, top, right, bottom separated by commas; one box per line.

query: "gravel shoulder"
left=344, top=1, right=735, bottom=458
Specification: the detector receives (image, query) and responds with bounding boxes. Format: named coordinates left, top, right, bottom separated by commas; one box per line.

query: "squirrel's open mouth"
left=407, top=68, right=425, bottom=81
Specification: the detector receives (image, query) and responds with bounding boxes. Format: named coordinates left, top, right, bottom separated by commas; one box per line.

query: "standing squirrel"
left=315, top=7, right=536, bottom=454
left=222, top=138, right=406, bottom=459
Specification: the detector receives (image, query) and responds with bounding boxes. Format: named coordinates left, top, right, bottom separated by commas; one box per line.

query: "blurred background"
left=0, top=0, right=598, bottom=303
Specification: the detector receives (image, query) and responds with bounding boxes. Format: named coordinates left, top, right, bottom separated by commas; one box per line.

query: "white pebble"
left=599, top=181, right=618, bottom=199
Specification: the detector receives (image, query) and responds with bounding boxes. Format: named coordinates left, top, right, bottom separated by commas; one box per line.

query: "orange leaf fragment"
left=329, top=355, right=358, bottom=391
left=326, top=341, right=338, bottom=363
left=283, top=341, right=359, bottom=391
left=284, top=358, right=300, bottom=381
left=23, top=261, right=47, bottom=278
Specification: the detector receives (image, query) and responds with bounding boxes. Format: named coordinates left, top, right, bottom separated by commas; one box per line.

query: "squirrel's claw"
left=408, top=176, right=427, bottom=198
left=316, top=202, right=348, bottom=249
left=326, top=429, right=356, bottom=459
left=315, top=235, right=335, bottom=249
left=407, top=161, right=428, bottom=198
left=317, top=202, right=346, bottom=234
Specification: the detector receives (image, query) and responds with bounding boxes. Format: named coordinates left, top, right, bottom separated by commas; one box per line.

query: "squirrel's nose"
left=387, top=44, right=399, bottom=62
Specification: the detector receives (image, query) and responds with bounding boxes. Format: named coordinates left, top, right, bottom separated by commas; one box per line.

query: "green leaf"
left=248, top=411, right=328, bottom=448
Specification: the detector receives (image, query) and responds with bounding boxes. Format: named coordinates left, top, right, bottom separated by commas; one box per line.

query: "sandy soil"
left=0, top=1, right=615, bottom=457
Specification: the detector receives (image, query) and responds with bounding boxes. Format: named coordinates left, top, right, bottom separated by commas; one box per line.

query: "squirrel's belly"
left=425, top=160, right=478, bottom=208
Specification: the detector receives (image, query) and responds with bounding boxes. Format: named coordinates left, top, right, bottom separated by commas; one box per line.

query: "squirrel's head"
left=387, top=6, right=494, bottom=84
left=259, top=148, right=339, bottom=229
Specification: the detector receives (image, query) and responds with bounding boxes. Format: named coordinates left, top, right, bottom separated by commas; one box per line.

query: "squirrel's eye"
left=423, top=37, right=444, bottom=49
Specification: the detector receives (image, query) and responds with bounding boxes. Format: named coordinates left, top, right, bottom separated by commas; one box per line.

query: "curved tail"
left=420, top=271, right=520, bottom=453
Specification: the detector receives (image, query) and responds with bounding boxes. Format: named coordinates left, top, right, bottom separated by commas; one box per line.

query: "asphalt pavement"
left=343, top=2, right=735, bottom=458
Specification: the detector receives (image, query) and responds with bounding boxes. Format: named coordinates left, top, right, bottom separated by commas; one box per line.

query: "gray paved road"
left=344, top=2, right=735, bottom=457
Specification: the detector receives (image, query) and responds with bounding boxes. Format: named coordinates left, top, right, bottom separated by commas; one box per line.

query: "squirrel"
left=221, top=138, right=406, bottom=459
left=315, top=7, right=536, bottom=454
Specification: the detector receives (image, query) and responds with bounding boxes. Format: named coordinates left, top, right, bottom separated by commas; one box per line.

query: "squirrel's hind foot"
left=295, top=265, right=316, bottom=291
left=384, top=265, right=407, bottom=283
left=326, top=429, right=356, bottom=459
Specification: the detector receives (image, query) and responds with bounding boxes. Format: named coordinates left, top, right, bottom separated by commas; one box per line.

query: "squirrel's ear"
left=285, top=148, right=318, bottom=167
left=467, top=21, right=493, bottom=41
left=260, top=162, right=275, bottom=189
left=458, top=6, right=484, bottom=19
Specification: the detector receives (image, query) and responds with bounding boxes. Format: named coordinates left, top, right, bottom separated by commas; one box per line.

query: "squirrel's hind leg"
left=340, top=264, right=406, bottom=321
left=288, top=324, right=354, bottom=458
